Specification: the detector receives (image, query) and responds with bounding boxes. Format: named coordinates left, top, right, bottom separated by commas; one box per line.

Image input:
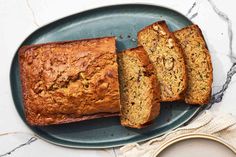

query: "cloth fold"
left=120, top=111, right=236, bottom=157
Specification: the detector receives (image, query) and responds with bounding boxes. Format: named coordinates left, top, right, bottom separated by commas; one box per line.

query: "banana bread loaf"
left=174, top=25, right=213, bottom=104
left=118, top=46, right=160, bottom=128
left=138, top=21, right=187, bottom=102
left=19, top=37, right=120, bottom=125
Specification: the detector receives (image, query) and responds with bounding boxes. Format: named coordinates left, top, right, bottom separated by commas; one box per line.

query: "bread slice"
left=19, top=37, right=120, bottom=125
left=118, top=46, right=160, bottom=128
left=138, top=21, right=187, bottom=101
left=174, top=25, right=213, bottom=104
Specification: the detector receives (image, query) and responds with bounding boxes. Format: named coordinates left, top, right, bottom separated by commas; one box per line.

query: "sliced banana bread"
left=118, top=46, right=160, bottom=128
left=138, top=21, right=187, bottom=101
left=174, top=25, right=213, bottom=104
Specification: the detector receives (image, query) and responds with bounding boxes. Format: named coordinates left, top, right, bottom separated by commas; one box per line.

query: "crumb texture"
left=138, top=21, right=187, bottom=101
left=19, top=37, right=120, bottom=125
left=118, top=47, right=160, bottom=128
left=174, top=25, right=213, bottom=104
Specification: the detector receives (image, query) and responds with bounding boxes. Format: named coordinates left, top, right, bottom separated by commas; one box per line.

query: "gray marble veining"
left=186, top=1, right=197, bottom=16
left=209, top=64, right=236, bottom=108
left=186, top=1, right=200, bottom=19
left=0, top=137, right=37, bottom=157
left=112, top=148, right=118, bottom=157
left=207, top=0, right=236, bottom=107
left=186, top=0, right=236, bottom=109
left=208, top=0, right=235, bottom=63
left=26, top=0, right=39, bottom=27
left=189, top=12, right=198, bottom=20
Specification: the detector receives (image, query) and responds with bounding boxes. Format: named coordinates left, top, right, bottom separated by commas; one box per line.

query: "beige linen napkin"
left=120, top=111, right=236, bottom=157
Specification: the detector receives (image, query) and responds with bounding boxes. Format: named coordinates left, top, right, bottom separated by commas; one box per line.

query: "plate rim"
left=156, top=133, right=236, bottom=155
left=9, top=3, right=205, bottom=148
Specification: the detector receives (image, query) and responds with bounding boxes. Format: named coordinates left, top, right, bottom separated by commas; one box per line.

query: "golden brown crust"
left=19, top=37, right=121, bottom=126
left=118, top=46, right=160, bottom=128
left=138, top=21, right=187, bottom=102
left=174, top=25, right=213, bottom=105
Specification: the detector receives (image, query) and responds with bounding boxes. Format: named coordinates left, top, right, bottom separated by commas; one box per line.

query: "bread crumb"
left=131, top=38, right=136, bottom=42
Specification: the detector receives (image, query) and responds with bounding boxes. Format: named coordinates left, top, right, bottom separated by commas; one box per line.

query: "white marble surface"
left=0, top=0, right=236, bottom=156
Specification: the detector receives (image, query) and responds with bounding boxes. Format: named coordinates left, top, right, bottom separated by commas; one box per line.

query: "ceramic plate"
left=10, top=4, right=203, bottom=148
left=158, top=135, right=236, bottom=157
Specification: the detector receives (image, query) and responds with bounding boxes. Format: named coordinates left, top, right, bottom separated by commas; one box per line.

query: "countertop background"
left=0, top=0, right=236, bottom=156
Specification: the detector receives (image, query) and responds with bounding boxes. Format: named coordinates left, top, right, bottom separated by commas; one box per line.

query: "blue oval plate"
left=10, top=4, right=202, bottom=148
